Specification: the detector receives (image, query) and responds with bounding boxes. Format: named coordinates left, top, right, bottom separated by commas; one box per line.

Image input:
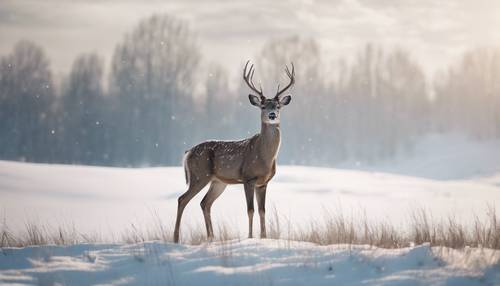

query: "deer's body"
left=186, top=123, right=279, bottom=185
left=173, top=61, right=294, bottom=243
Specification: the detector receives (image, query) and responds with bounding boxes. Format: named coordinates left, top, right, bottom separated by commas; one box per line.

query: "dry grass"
left=407, top=205, right=500, bottom=249
left=1, top=219, right=84, bottom=248
left=2, top=206, right=499, bottom=250
left=0, top=217, right=16, bottom=248
left=267, top=205, right=500, bottom=249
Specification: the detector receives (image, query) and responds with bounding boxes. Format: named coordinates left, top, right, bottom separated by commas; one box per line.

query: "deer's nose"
left=268, top=112, right=277, bottom=120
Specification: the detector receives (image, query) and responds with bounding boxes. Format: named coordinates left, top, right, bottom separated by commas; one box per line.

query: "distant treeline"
left=0, top=14, right=499, bottom=167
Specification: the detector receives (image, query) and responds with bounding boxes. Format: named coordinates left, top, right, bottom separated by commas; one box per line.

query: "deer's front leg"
left=244, top=179, right=256, bottom=238
left=256, top=184, right=267, bottom=238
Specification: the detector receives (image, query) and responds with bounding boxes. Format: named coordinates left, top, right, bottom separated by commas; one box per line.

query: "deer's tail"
left=182, top=150, right=192, bottom=186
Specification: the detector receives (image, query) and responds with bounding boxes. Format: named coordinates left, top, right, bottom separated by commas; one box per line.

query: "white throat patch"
left=262, top=118, right=280, bottom=124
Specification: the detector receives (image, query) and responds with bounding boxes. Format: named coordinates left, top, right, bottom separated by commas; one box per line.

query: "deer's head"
left=243, top=61, right=295, bottom=124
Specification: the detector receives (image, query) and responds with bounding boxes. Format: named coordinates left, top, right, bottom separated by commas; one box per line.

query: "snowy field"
left=2, top=160, right=500, bottom=240
left=1, top=135, right=500, bottom=285
left=1, top=239, right=499, bottom=285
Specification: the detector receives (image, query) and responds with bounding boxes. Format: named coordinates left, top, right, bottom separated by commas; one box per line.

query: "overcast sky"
left=1, top=0, right=499, bottom=79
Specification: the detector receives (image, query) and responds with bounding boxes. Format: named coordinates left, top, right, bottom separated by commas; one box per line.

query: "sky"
left=1, top=0, right=500, bottom=80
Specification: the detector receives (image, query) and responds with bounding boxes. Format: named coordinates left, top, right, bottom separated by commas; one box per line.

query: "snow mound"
left=1, top=239, right=498, bottom=285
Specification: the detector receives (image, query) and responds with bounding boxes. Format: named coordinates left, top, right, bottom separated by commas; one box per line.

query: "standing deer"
left=173, top=61, right=295, bottom=243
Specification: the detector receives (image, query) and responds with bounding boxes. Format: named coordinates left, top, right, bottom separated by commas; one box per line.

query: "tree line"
left=0, top=14, right=499, bottom=167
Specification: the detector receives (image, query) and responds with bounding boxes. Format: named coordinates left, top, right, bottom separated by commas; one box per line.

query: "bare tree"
left=0, top=40, right=55, bottom=161
left=434, top=47, right=500, bottom=139
left=109, top=14, right=200, bottom=165
left=203, top=64, right=237, bottom=138
left=338, top=44, right=429, bottom=162
left=60, top=53, right=105, bottom=164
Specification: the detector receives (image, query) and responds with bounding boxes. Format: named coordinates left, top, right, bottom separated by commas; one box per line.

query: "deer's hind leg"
left=174, top=172, right=212, bottom=243
left=200, top=180, right=227, bottom=240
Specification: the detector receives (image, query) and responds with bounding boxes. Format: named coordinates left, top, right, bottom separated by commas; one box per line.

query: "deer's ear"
left=280, top=95, right=291, bottom=106
left=248, top=94, right=261, bottom=107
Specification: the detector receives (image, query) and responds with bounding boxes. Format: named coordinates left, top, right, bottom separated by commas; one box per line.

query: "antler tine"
left=275, top=62, right=295, bottom=98
left=250, top=67, right=255, bottom=82
left=243, top=60, right=264, bottom=98
left=285, top=62, right=295, bottom=78
left=249, top=66, right=258, bottom=91
left=243, top=60, right=250, bottom=79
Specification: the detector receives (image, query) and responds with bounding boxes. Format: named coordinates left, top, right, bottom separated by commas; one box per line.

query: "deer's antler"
left=275, top=63, right=295, bottom=99
left=243, top=60, right=265, bottom=101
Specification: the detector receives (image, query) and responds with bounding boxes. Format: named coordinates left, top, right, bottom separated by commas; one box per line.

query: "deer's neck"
left=258, top=123, right=281, bottom=163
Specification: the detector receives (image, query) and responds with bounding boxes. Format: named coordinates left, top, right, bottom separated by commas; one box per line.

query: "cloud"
left=0, top=0, right=499, bottom=78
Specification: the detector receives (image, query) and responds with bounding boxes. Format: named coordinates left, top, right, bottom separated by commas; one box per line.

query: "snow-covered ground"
left=1, top=134, right=500, bottom=285
left=1, top=239, right=499, bottom=285
left=1, top=157, right=500, bottom=238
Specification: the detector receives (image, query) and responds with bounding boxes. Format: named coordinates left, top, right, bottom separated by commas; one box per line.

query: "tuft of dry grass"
left=408, top=205, right=500, bottom=249
left=1, top=217, right=17, bottom=248
left=1, top=219, right=83, bottom=248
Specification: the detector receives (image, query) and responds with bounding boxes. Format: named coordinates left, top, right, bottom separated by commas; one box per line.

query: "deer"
left=173, top=60, right=295, bottom=243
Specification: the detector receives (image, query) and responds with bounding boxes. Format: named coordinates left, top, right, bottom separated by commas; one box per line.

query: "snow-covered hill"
left=1, top=239, right=499, bottom=285
left=1, top=158, right=499, bottom=239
